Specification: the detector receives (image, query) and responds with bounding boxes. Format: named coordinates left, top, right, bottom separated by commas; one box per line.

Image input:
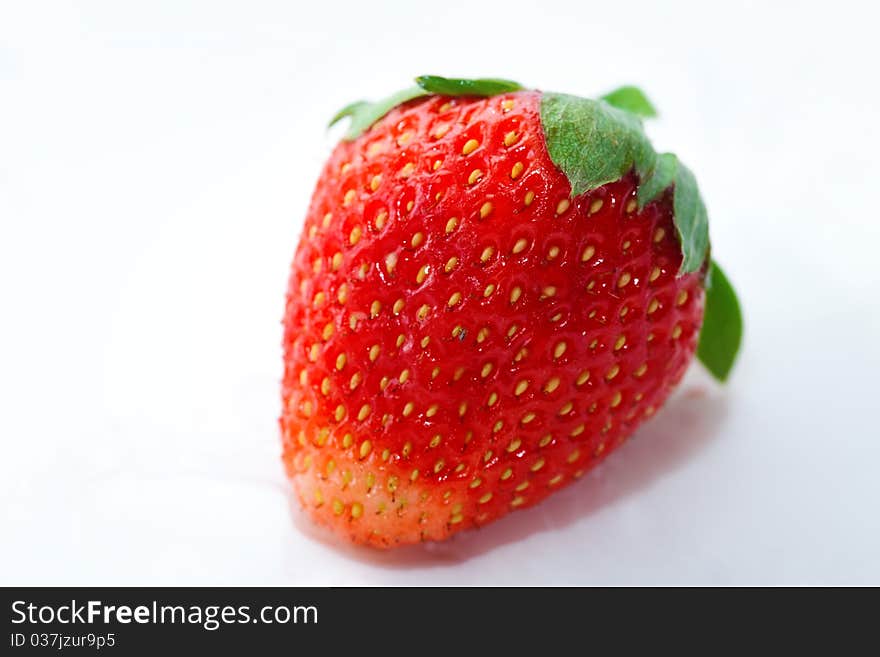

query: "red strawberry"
left=281, top=76, right=741, bottom=547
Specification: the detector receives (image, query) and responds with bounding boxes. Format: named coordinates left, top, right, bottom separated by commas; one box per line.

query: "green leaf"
left=697, top=260, right=743, bottom=382
left=601, top=85, right=658, bottom=118
left=328, top=101, right=370, bottom=128
left=416, top=75, right=523, bottom=96
left=637, top=152, right=677, bottom=206
left=540, top=93, right=655, bottom=197
left=671, top=160, right=710, bottom=274
left=331, top=86, right=427, bottom=141
left=540, top=92, right=710, bottom=275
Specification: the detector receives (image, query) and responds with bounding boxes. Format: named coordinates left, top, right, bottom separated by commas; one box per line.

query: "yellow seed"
left=507, top=438, right=522, bottom=452
left=576, top=370, right=590, bottom=385
left=387, top=475, right=398, bottom=492
left=549, top=475, right=564, bottom=486
left=320, top=377, right=331, bottom=395
left=399, top=369, right=410, bottom=384
left=334, top=404, right=345, bottom=421
left=411, top=232, right=425, bottom=249
left=459, top=401, right=469, bottom=417
left=647, top=298, right=660, bottom=314
left=461, top=138, right=480, bottom=155
left=503, top=131, right=519, bottom=147
left=370, top=174, right=382, bottom=191
left=634, top=363, right=648, bottom=378
left=369, top=344, right=380, bottom=361
left=344, top=189, right=356, bottom=205
left=481, top=362, right=494, bottom=378
left=357, top=404, right=371, bottom=421
left=429, top=434, right=442, bottom=448
left=379, top=377, right=389, bottom=391
left=478, top=492, right=493, bottom=504
left=313, top=291, right=326, bottom=308
left=476, top=327, right=489, bottom=343
left=399, top=162, right=415, bottom=177
left=524, top=190, right=535, bottom=206
left=512, top=237, right=529, bottom=254
left=672, top=324, right=683, bottom=339
left=483, top=283, right=496, bottom=298
left=488, top=392, right=498, bottom=406
left=445, top=256, right=458, bottom=273
left=480, top=201, right=493, bottom=218
left=614, top=335, right=626, bottom=350
left=606, top=364, right=620, bottom=380
left=335, top=353, right=347, bottom=370
left=626, top=198, right=638, bottom=213
left=514, top=380, right=529, bottom=396
left=370, top=300, right=381, bottom=318
left=450, top=513, right=463, bottom=524
left=337, top=283, right=349, bottom=304
left=510, top=286, right=522, bottom=304
left=426, top=404, right=439, bottom=418
left=650, top=267, right=661, bottom=282
left=617, top=272, right=632, bottom=288
left=470, top=477, right=482, bottom=489
left=332, top=499, right=344, bottom=516
left=581, top=245, right=596, bottom=262
left=308, top=344, right=320, bottom=361
left=570, top=424, right=585, bottom=437
left=521, top=411, right=536, bottom=424
left=396, top=334, right=405, bottom=347
left=622, top=240, right=632, bottom=251
left=558, top=401, right=573, bottom=415
left=501, top=468, right=513, bottom=480
left=313, top=489, right=324, bottom=506
left=511, top=496, right=526, bottom=508
left=405, top=201, right=414, bottom=212
left=530, top=458, right=545, bottom=472
left=446, top=217, right=459, bottom=234
left=393, top=298, right=404, bottom=314
left=544, top=377, right=560, bottom=393
left=434, top=459, right=445, bottom=473
left=610, top=391, right=623, bottom=407
left=410, top=469, right=419, bottom=482
left=402, top=441, right=412, bottom=457
left=351, top=502, right=363, bottom=519
left=541, top=286, right=556, bottom=299
left=553, top=341, right=567, bottom=359
left=452, top=325, right=464, bottom=338
left=359, top=440, right=372, bottom=458
left=480, top=246, right=495, bottom=262
left=510, top=161, right=524, bottom=179
left=417, top=304, right=430, bottom=320
left=677, top=290, right=689, bottom=306
left=515, top=481, right=530, bottom=492
left=448, top=291, right=462, bottom=307
left=547, top=246, right=560, bottom=260
left=402, top=401, right=414, bottom=417
left=589, top=198, right=603, bottom=214
left=468, top=169, right=483, bottom=185
left=420, top=336, right=430, bottom=348
left=374, top=210, right=388, bottom=230
left=653, top=227, right=665, bottom=243
left=556, top=198, right=571, bottom=215
left=502, top=99, right=515, bottom=111
left=349, top=225, right=362, bottom=246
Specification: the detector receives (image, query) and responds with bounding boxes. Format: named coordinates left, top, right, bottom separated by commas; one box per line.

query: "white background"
left=2, top=0, right=879, bottom=585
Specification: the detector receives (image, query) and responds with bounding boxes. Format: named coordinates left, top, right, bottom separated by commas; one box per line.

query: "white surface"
left=2, top=0, right=879, bottom=586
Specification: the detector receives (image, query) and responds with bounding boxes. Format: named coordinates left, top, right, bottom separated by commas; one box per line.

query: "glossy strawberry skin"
left=281, top=91, right=705, bottom=547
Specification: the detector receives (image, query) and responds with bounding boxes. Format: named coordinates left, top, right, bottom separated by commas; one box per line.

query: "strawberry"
left=281, top=76, right=742, bottom=547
